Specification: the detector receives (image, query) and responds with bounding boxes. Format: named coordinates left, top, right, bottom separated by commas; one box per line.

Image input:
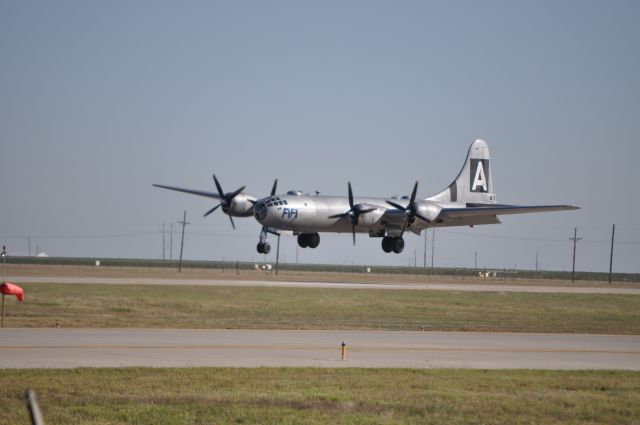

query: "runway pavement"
left=1, top=329, right=639, bottom=369
left=8, top=275, right=640, bottom=294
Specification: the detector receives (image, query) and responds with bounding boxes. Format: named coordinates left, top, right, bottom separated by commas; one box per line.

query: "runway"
left=1, top=329, right=639, bottom=369
left=8, top=275, right=640, bottom=294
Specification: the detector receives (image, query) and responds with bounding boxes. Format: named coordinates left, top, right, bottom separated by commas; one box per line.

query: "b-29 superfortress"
left=154, top=139, right=578, bottom=254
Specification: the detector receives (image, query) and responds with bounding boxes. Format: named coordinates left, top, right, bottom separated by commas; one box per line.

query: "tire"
left=308, top=233, right=320, bottom=248
left=257, top=243, right=264, bottom=254
left=297, top=234, right=309, bottom=248
left=381, top=237, right=392, bottom=253
left=263, top=242, right=271, bottom=254
left=392, top=237, right=405, bottom=254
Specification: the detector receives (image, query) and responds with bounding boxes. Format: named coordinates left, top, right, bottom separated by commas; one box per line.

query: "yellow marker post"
left=341, top=341, right=347, bottom=361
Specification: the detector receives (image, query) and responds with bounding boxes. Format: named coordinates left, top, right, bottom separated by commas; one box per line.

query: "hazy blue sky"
left=1, top=1, right=639, bottom=272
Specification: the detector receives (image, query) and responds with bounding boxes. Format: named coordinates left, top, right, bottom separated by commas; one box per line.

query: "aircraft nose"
left=254, top=201, right=267, bottom=221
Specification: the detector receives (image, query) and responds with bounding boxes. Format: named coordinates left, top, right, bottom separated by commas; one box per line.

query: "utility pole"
left=275, top=234, right=281, bottom=276
left=178, top=211, right=189, bottom=272
left=535, top=252, right=539, bottom=272
left=569, top=227, right=582, bottom=283
left=170, top=223, right=174, bottom=260
left=609, top=224, right=615, bottom=284
left=162, top=223, right=165, bottom=260
left=423, top=231, right=427, bottom=268
left=431, top=228, right=436, bottom=268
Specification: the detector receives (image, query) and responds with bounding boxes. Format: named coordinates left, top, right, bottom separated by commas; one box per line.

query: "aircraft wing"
left=152, top=184, right=221, bottom=200
left=440, top=204, right=579, bottom=218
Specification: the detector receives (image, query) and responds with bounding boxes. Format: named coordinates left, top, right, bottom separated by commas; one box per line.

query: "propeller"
left=248, top=178, right=278, bottom=207
left=329, top=182, right=375, bottom=245
left=386, top=181, right=430, bottom=237
left=203, top=174, right=246, bottom=230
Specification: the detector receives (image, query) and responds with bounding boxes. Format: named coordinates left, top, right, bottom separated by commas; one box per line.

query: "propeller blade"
left=213, top=174, right=225, bottom=198
left=328, top=212, right=349, bottom=219
left=204, top=203, right=221, bottom=217
left=357, top=208, right=376, bottom=214
left=415, top=212, right=431, bottom=223
left=228, top=186, right=246, bottom=199
left=229, top=216, right=236, bottom=230
left=352, top=223, right=356, bottom=245
left=410, top=181, right=419, bottom=204
left=270, top=179, right=278, bottom=196
left=348, top=182, right=354, bottom=208
left=386, top=200, right=405, bottom=210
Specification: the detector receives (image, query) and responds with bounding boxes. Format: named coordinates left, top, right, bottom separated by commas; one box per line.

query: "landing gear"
left=381, top=236, right=404, bottom=254
left=256, top=241, right=271, bottom=254
left=297, top=233, right=320, bottom=249
left=256, top=226, right=272, bottom=254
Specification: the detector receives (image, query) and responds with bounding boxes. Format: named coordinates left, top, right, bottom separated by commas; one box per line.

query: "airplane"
left=153, top=139, right=578, bottom=254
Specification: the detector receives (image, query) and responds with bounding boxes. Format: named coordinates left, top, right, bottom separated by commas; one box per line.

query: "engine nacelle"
left=356, top=204, right=383, bottom=227
left=227, top=194, right=256, bottom=217
left=415, top=201, right=442, bottom=223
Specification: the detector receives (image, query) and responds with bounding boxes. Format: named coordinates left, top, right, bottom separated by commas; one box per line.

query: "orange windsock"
left=0, top=283, right=24, bottom=302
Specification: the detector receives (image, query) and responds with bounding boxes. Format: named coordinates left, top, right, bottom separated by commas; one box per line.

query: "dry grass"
left=1, top=368, right=639, bottom=425
left=3, top=281, right=639, bottom=333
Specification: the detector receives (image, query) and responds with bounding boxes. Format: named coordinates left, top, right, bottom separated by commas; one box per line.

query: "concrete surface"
left=2, top=329, right=639, bottom=369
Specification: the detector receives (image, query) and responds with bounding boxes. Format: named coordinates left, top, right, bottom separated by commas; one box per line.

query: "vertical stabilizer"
left=428, top=139, right=496, bottom=205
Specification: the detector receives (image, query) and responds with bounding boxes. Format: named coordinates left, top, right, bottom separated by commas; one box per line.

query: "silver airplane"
left=154, top=139, right=578, bottom=254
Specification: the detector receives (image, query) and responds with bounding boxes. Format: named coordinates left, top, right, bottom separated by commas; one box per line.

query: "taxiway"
left=1, top=329, right=638, bottom=369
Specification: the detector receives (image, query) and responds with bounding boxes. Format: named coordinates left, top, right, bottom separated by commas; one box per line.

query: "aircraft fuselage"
left=254, top=194, right=411, bottom=234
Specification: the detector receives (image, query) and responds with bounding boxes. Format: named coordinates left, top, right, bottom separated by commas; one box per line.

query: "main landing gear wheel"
left=381, top=237, right=393, bottom=253
left=297, top=233, right=320, bottom=249
left=381, top=236, right=404, bottom=254
left=256, top=242, right=271, bottom=254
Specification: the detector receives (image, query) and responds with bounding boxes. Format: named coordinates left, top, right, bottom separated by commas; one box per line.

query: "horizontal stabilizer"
left=441, top=204, right=579, bottom=218
left=152, top=184, right=221, bottom=200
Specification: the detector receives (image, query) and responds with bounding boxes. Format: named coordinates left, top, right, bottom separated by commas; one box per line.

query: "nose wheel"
left=257, top=241, right=271, bottom=254
left=256, top=225, right=275, bottom=254
left=381, top=236, right=404, bottom=254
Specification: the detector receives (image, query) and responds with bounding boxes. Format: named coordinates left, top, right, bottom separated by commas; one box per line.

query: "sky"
left=1, top=1, right=639, bottom=272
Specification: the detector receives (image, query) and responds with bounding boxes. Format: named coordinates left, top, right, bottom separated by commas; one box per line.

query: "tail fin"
left=428, top=139, right=496, bottom=205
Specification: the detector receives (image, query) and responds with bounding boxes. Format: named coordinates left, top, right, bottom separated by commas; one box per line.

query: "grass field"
left=3, top=282, right=639, bottom=333
left=1, top=368, right=639, bottom=424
